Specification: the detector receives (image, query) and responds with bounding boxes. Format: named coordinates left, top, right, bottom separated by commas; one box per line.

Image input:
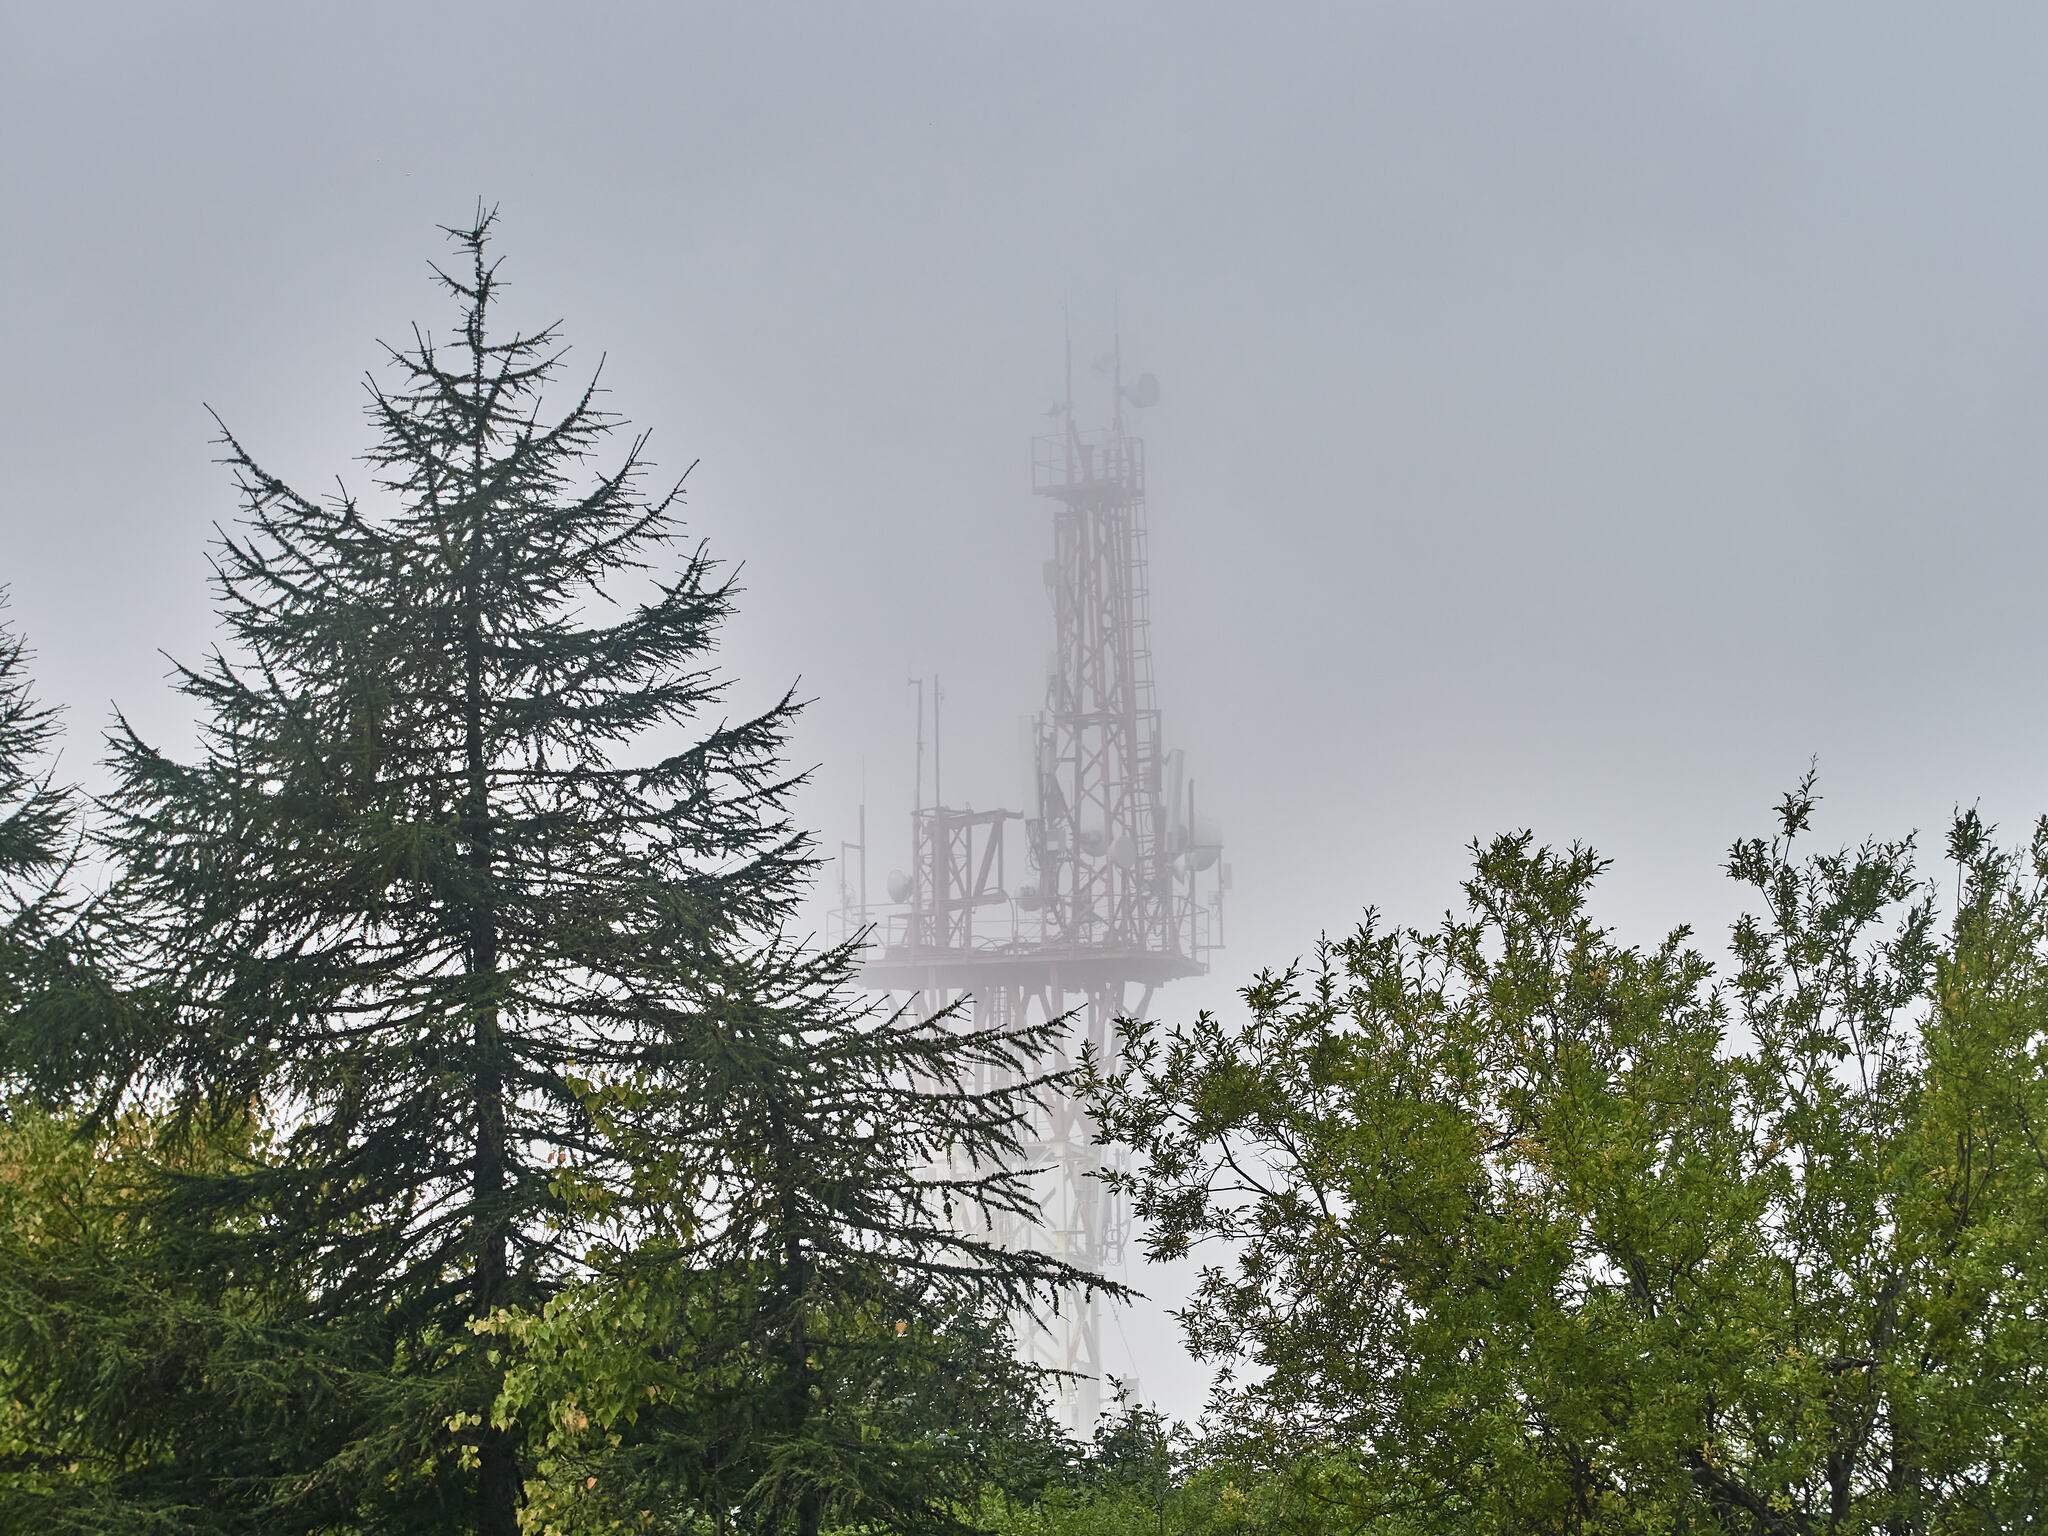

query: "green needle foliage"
left=0, top=596, right=71, bottom=997
left=1090, top=778, right=2048, bottom=1535
left=15, top=211, right=1089, bottom=1535
left=475, top=937, right=1092, bottom=1536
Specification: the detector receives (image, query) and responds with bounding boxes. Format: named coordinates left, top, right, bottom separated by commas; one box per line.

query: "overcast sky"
left=10, top=1, right=2048, bottom=1410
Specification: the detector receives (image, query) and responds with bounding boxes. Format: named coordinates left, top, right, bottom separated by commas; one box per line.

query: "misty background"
left=8, top=1, right=2048, bottom=1413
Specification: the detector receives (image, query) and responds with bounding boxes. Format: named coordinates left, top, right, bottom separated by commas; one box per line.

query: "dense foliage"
left=0, top=216, right=1093, bottom=1535
left=1091, top=779, right=2048, bottom=1533
left=974, top=1388, right=1315, bottom=1536
left=8, top=215, right=2048, bottom=1536
left=0, top=597, right=69, bottom=1010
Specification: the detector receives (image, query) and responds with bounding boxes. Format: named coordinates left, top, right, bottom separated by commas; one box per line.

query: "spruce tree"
left=89, top=211, right=1085, bottom=1534
left=0, top=597, right=70, bottom=987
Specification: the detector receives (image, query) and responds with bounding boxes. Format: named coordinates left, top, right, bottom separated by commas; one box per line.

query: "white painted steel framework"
left=850, top=345, right=1224, bottom=1435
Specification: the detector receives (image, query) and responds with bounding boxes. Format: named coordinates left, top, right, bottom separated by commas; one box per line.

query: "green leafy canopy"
left=1090, top=777, right=2048, bottom=1535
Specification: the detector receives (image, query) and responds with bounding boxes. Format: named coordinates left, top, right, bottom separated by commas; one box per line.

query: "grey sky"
left=8, top=1, right=2048, bottom=1408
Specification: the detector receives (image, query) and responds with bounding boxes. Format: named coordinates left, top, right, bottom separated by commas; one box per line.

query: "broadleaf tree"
left=36, top=210, right=1093, bottom=1535
left=1089, top=781, right=2048, bottom=1534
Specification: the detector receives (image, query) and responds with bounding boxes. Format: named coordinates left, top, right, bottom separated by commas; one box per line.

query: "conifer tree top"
left=0, top=594, right=67, bottom=902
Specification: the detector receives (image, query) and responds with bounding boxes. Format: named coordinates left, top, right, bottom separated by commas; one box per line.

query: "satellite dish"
left=1078, top=828, right=1109, bottom=858
left=1120, top=372, right=1160, bottom=409
left=887, top=869, right=913, bottom=903
left=1017, top=887, right=1043, bottom=912
left=1109, top=833, right=1137, bottom=871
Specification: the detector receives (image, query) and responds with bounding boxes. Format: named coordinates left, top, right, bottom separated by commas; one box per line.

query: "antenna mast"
left=852, top=341, right=1223, bottom=1436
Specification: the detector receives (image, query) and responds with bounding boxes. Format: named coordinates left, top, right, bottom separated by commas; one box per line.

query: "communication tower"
left=844, top=341, right=1225, bottom=1434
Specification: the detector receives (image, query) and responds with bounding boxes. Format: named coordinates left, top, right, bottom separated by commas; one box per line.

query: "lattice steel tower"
left=851, top=341, right=1225, bottom=1435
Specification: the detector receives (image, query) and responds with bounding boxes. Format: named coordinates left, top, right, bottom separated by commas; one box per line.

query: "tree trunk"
left=464, top=586, right=518, bottom=1536
left=781, top=1179, right=819, bottom=1536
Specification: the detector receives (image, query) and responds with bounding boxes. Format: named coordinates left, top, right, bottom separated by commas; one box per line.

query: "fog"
left=9, top=2, right=2048, bottom=1413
